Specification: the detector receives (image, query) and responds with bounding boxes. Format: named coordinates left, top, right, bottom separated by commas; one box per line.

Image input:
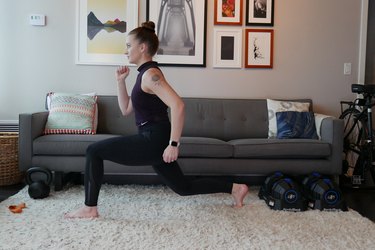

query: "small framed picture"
left=214, top=0, right=243, bottom=26
left=213, top=28, right=242, bottom=68
left=245, top=29, right=274, bottom=68
left=246, top=0, right=274, bottom=26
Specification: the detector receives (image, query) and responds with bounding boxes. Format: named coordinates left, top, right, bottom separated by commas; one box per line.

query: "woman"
left=65, top=22, right=249, bottom=219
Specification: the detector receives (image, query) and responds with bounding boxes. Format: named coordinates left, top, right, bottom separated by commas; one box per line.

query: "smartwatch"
left=169, top=140, right=180, bottom=147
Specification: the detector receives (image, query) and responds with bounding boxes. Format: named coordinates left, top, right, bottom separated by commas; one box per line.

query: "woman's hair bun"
left=142, top=21, right=156, bottom=33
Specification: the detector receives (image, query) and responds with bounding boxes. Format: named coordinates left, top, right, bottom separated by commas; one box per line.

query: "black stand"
left=340, top=97, right=375, bottom=190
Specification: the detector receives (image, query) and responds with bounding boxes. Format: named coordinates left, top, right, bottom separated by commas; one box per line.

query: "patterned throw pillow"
left=276, top=111, right=318, bottom=139
left=267, top=99, right=310, bottom=138
left=44, top=93, right=98, bottom=134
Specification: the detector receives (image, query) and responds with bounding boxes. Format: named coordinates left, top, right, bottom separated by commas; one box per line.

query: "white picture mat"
left=247, top=31, right=271, bottom=66
left=76, top=0, right=138, bottom=66
left=247, top=0, right=273, bottom=24
left=216, top=0, right=242, bottom=24
left=148, top=0, right=206, bottom=66
left=213, top=28, right=242, bottom=68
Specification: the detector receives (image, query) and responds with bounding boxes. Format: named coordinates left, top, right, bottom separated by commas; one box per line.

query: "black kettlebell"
left=25, top=167, right=52, bottom=199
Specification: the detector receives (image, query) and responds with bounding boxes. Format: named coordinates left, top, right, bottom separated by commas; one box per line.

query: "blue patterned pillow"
left=276, top=111, right=318, bottom=139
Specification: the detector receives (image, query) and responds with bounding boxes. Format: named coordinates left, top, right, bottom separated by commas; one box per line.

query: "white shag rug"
left=1, top=184, right=374, bottom=250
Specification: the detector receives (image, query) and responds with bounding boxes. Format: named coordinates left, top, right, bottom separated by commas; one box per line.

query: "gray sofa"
left=19, top=96, right=343, bottom=190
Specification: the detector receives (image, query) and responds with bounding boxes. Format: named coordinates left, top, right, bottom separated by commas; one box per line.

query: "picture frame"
left=214, top=0, right=243, bottom=26
left=146, top=0, right=207, bottom=67
left=246, top=0, right=274, bottom=26
left=245, top=29, right=274, bottom=68
left=76, top=0, right=138, bottom=66
left=213, top=28, right=242, bottom=68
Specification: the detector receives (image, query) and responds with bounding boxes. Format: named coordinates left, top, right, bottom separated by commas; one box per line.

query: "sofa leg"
left=54, top=171, right=64, bottom=191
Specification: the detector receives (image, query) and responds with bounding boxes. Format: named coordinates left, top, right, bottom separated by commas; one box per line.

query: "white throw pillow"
left=314, top=113, right=333, bottom=139
left=44, top=92, right=98, bottom=134
left=267, top=99, right=310, bottom=138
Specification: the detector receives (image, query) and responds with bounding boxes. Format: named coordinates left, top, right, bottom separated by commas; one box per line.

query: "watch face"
left=171, top=141, right=178, bottom=147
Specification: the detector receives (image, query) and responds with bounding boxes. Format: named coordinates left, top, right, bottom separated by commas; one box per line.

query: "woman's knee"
left=86, top=142, right=103, bottom=159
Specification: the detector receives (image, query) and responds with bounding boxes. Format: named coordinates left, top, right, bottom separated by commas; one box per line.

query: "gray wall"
left=0, top=0, right=363, bottom=121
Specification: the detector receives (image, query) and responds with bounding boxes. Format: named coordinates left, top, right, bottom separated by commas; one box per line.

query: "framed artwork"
left=214, top=0, right=243, bottom=25
left=76, top=0, right=138, bottom=65
left=245, top=29, right=274, bottom=68
left=246, top=0, right=274, bottom=26
left=213, top=28, right=242, bottom=68
left=146, top=0, right=207, bottom=67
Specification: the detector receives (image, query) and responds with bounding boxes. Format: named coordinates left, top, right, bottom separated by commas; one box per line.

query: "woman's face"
left=125, top=35, right=142, bottom=64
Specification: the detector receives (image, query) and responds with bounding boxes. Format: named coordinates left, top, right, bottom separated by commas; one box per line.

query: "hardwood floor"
left=0, top=182, right=26, bottom=202
left=1, top=180, right=374, bottom=222
left=342, top=187, right=375, bottom=222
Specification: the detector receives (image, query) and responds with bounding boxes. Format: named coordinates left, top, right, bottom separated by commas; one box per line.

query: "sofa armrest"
left=19, top=111, right=49, bottom=171
left=320, top=117, right=344, bottom=174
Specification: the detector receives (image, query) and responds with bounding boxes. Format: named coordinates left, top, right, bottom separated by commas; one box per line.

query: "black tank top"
left=131, top=61, right=169, bottom=126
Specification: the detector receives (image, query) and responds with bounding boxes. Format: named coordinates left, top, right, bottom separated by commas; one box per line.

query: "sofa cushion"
left=230, top=138, right=330, bottom=159
left=34, top=134, right=121, bottom=155
left=46, top=92, right=99, bottom=133
left=267, top=99, right=311, bottom=138
left=179, top=137, right=233, bottom=158
left=276, top=111, right=318, bottom=139
left=182, top=98, right=269, bottom=141
left=44, top=93, right=98, bottom=134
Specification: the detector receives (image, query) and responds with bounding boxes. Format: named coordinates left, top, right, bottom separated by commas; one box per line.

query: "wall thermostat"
left=30, top=14, right=46, bottom=26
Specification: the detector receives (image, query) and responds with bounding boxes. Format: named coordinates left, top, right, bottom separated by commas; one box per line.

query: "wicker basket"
left=0, top=132, right=24, bottom=186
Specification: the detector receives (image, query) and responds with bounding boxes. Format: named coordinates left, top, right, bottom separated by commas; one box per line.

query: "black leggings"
left=84, top=121, right=233, bottom=206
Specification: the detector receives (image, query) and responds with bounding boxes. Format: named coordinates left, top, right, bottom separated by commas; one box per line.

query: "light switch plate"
left=344, top=63, right=352, bottom=75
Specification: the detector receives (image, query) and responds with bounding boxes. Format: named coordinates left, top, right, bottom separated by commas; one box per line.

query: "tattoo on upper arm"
left=152, top=74, right=161, bottom=86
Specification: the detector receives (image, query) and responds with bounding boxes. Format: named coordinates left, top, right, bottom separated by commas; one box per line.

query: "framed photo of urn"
left=146, top=0, right=207, bottom=67
left=246, top=0, right=274, bottom=26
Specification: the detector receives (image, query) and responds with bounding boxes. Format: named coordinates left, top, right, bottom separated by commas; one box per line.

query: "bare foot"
left=231, top=183, right=249, bottom=208
left=64, top=205, right=99, bottom=219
